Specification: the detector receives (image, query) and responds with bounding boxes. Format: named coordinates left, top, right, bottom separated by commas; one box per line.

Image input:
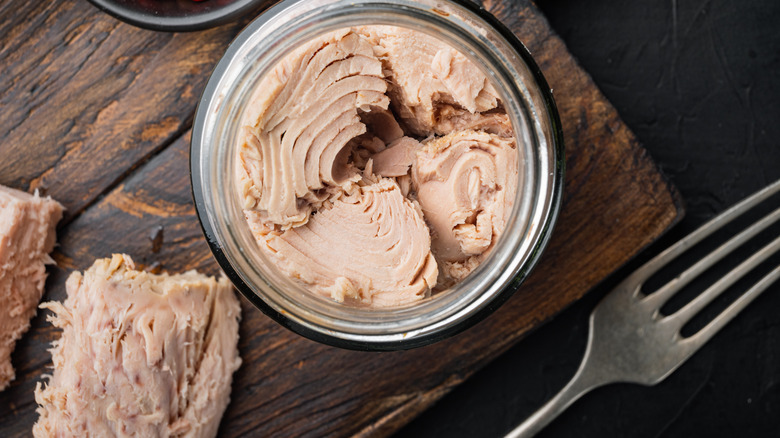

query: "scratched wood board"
left=0, top=0, right=682, bottom=436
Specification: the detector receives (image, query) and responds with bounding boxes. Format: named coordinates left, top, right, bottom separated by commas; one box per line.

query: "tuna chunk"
left=413, top=130, right=518, bottom=283
left=432, top=106, right=513, bottom=138
left=33, top=255, right=241, bottom=438
left=247, top=179, right=438, bottom=307
left=371, top=136, right=421, bottom=178
left=0, top=185, right=62, bottom=391
left=430, top=47, right=500, bottom=113
left=238, top=29, right=391, bottom=229
left=357, top=26, right=501, bottom=136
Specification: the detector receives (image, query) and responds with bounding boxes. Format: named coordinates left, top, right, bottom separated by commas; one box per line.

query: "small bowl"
left=88, top=0, right=269, bottom=32
left=190, top=0, right=564, bottom=350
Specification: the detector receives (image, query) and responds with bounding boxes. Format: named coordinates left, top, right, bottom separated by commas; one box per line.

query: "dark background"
left=398, top=0, right=780, bottom=436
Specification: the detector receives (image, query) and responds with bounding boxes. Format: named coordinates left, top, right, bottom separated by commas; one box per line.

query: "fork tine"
left=640, top=181, right=780, bottom=307
left=664, top=233, right=780, bottom=330
left=682, top=262, right=780, bottom=351
left=644, top=206, right=780, bottom=308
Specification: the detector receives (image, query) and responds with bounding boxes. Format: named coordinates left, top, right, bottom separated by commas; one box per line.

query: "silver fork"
left=506, top=179, right=780, bottom=438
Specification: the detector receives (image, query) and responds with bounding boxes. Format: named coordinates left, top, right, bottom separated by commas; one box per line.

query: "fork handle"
left=505, top=362, right=602, bottom=438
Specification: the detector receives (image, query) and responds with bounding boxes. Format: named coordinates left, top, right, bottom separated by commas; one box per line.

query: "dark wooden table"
left=0, top=1, right=683, bottom=436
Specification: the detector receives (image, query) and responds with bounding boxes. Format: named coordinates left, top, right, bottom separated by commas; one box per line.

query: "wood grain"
left=0, top=0, right=266, bottom=222
left=0, top=0, right=682, bottom=437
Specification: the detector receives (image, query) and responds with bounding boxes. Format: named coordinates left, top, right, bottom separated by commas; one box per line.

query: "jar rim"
left=190, top=0, right=565, bottom=351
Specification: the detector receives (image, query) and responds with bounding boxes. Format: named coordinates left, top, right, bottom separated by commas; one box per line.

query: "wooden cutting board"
left=0, top=0, right=682, bottom=436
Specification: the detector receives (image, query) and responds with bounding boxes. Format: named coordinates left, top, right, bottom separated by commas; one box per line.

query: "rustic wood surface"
left=0, top=0, right=683, bottom=436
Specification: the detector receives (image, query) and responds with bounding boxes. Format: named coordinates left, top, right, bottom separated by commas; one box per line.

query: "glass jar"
left=190, top=0, right=564, bottom=350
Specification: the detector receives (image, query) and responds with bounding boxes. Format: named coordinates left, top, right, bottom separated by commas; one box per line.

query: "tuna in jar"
left=190, top=0, right=564, bottom=350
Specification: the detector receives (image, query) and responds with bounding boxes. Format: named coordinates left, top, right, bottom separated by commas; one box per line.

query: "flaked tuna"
left=432, top=106, right=513, bottom=138
left=371, top=136, right=421, bottom=178
left=0, top=185, right=62, bottom=391
left=34, top=255, right=241, bottom=437
left=238, top=25, right=520, bottom=305
left=238, top=29, right=391, bottom=229
left=413, top=130, right=518, bottom=283
left=247, top=179, right=438, bottom=307
left=357, top=26, right=501, bottom=136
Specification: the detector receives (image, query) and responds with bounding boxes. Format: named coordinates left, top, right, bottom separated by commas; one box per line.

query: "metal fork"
left=506, top=179, right=780, bottom=438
